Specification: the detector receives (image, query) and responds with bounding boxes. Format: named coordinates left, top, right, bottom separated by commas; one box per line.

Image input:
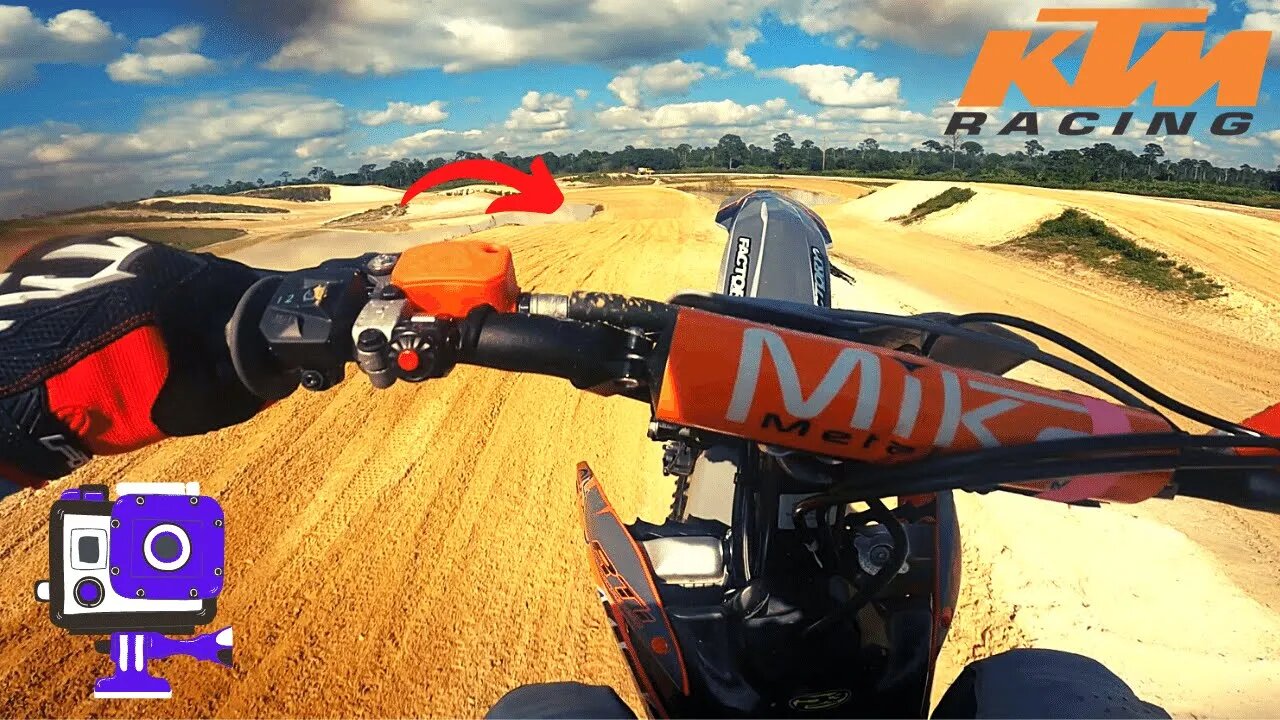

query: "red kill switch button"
left=397, top=350, right=420, bottom=372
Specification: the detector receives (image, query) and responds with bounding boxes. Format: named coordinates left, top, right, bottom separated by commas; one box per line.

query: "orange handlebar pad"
left=390, top=241, right=520, bottom=317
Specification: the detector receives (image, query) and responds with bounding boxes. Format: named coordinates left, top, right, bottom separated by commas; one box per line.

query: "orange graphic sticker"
left=656, top=309, right=1174, bottom=503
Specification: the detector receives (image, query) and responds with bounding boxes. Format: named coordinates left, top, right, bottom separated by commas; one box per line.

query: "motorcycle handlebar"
left=457, top=306, right=631, bottom=389
left=228, top=255, right=1280, bottom=514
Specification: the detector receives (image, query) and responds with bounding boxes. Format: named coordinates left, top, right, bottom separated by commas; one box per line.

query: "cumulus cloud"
left=725, top=26, right=760, bottom=70
left=1242, top=0, right=1280, bottom=57
left=816, top=106, right=928, bottom=123
left=597, top=97, right=791, bottom=130
left=295, top=136, right=346, bottom=159
left=778, top=0, right=1215, bottom=56
left=106, top=25, right=217, bottom=84
left=264, top=0, right=775, bottom=73
left=364, top=128, right=488, bottom=160
left=0, top=6, right=122, bottom=86
left=766, top=64, right=902, bottom=107
left=505, top=91, right=575, bottom=131
left=1, top=92, right=349, bottom=216
left=607, top=60, right=716, bottom=107
left=357, top=100, right=449, bottom=126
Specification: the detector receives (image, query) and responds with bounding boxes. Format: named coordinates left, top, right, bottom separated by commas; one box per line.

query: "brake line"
left=924, top=312, right=1255, bottom=435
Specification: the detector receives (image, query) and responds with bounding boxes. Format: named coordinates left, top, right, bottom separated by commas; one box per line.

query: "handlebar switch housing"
left=259, top=263, right=369, bottom=390
left=388, top=319, right=459, bottom=383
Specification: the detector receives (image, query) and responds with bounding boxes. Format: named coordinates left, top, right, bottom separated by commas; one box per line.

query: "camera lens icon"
left=73, top=577, right=105, bottom=608
left=143, top=524, right=191, bottom=572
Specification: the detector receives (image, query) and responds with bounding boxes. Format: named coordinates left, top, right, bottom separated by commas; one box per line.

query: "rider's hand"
left=0, top=233, right=275, bottom=496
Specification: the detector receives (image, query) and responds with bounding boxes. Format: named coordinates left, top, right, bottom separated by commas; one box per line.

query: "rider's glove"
left=0, top=233, right=274, bottom=497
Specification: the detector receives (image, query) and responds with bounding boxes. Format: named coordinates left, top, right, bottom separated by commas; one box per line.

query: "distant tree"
left=1025, top=139, right=1045, bottom=157
left=857, top=138, right=879, bottom=157
left=279, top=171, right=291, bottom=184
left=717, top=134, right=748, bottom=169
left=961, top=141, right=983, bottom=155
left=358, top=164, right=377, bottom=183
left=921, top=139, right=945, bottom=153
left=1141, top=143, right=1165, bottom=177
left=675, top=143, right=693, bottom=167
left=773, top=132, right=796, bottom=168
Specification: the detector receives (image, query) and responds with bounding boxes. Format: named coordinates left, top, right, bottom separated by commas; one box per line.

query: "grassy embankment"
left=892, top=187, right=977, bottom=223
left=1000, top=209, right=1226, bottom=300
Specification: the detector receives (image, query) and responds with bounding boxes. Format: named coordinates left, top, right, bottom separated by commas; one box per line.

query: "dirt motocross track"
left=1, top=180, right=1279, bottom=717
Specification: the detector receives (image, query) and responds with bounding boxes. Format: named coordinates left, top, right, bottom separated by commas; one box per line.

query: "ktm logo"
left=962, top=8, right=1269, bottom=107
left=949, top=8, right=1271, bottom=136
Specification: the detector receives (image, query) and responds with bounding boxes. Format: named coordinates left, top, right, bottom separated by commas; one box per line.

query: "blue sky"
left=2, top=0, right=1278, bottom=216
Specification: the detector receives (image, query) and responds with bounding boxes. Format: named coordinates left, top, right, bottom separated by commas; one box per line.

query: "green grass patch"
left=237, top=186, right=331, bottom=202
left=893, top=187, right=976, bottom=224
left=562, top=173, right=655, bottom=186
left=1001, top=209, right=1226, bottom=300
left=126, top=227, right=247, bottom=251
left=136, top=200, right=287, bottom=214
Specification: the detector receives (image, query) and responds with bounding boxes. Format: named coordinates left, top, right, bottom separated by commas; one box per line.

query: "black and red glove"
left=0, top=233, right=279, bottom=497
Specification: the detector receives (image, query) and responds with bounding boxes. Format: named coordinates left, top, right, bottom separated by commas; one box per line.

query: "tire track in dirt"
left=3, top=182, right=1278, bottom=717
left=0, top=187, right=724, bottom=718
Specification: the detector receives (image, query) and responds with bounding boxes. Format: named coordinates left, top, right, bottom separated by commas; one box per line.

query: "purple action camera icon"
left=110, top=492, right=226, bottom=601
left=35, top=482, right=234, bottom=700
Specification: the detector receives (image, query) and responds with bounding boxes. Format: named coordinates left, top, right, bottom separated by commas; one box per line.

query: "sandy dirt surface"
left=1, top=180, right=1278, bottom=718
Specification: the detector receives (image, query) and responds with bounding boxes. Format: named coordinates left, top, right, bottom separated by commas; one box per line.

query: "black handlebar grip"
left=458, top=306, right=622, bottom=389
left=227, top=275, right=302, bottom=401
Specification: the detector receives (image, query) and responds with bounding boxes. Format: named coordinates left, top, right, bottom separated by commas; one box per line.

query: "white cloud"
left=1242, top=1, right=1280, bottom=57
left=597, top=97, right=791, bottom=130
left=504, top=91, right=576, bottom=131
left=265, top=0, right=775, bottom=73
left=0, top=92, right=349, bottom=216
left=106, top=25, right=217, bottom=84
left=0, top=6, right=122, bottom=86
left=357, top=100, right=449, bottom=126
left=364, top=128, right=488, bottom=160
left=726, top=26, right=759, bottom=70
left=607, top=60, right=716, bottom=107
left=575, top=88, right=591, bottom=99
left=778, top=0, right=1215, bottom=56
left=766, top=64, right=902, bottom=107
left=295, top=136, right=346, bottom=159
left=816, top=106, right=928, bottom=123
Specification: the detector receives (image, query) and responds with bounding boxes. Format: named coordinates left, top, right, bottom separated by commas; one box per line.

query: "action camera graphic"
left=34, top=482, right=233, bottom=699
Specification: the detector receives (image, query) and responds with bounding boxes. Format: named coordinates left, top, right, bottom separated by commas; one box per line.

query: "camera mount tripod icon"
left=35, top=481, right=234, bottom=699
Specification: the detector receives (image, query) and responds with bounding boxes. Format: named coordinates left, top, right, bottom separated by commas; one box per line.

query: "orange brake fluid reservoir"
left=390, top=241, right=520, bottom=316
left=655, top=308, right=1175, bottom=504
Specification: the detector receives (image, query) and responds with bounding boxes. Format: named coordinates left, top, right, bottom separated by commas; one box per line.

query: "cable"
left=829, top=452, right=1280, bottom=501
left=827, top=432, right=1280, bottom=485
left=927, top=313, right=1255, bottom=435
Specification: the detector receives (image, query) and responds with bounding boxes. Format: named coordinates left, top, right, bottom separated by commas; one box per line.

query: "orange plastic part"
left=655, top=307, right=1176, bottom=504
left=390, top=240, right=520, bottom=317
left=1237, top=402, right=1280, bottom=456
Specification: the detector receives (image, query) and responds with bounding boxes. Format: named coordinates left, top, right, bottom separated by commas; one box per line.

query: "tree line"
left=155, top=133, right=1280, bottom=200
